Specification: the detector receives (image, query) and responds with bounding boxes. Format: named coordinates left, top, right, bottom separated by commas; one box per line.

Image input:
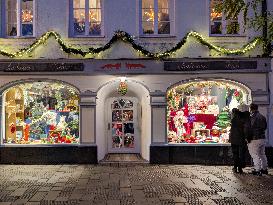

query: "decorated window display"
left=3, top=81, right=79, bottom=144
left=167, top=80, right=250, bottom=144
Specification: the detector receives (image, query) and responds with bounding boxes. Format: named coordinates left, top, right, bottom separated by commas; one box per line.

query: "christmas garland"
left=0, top=30, right=263, bottom=58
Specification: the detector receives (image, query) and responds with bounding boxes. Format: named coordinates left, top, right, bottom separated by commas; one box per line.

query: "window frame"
left=69, top=0, right=104, bottom=37
left=139, top=0, right=174, bottom=37
left=1, top=0, right=35, bottom=38
left=209, top=0, right=244, bottom=36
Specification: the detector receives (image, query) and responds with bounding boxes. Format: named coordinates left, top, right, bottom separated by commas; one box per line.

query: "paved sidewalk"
left=0, top=164, right=272, bottom=205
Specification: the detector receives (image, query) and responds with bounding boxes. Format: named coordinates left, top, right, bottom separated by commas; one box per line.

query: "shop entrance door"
left=108, top=97, right=139, bottom=153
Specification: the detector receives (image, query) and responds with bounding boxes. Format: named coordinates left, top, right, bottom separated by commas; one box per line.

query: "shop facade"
left=0, top=58, right=271, bottom=164
left=0, top=0, right=272, bottom=164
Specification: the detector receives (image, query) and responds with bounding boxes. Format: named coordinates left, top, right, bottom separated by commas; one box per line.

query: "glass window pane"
left=142, top=21, right=154, bottom=34
left=7, top=11, right=17, bottom=24
left=123, top=110, right=133, bottom=121
left=74, top=9, right=85, bottom=35
left=89, top=0, right=101, bottom=8
left=74, top=0, right=85, bottom=8
left=210, top=0, right=222, bottom=21
left=158, top=8, right=169, bottom=21
left=4, top=82, right=80, bottom=144
left=142, top=0, right=154, bottom=9
left=112, top=136, right=123, bottom=148
left=226, top=21, right=239, bottom=34
left=21, top=0, right=33, bottom=23
left=22, top=24, right=33, bottom=36
left=6, top=24, right=17, bottom=36
left=89, top=22, right=101, bottom=35
left=6, top=0, right=17, bottom=35
left=211, top=21, right=222, bottom=34
left=89, top=9, right=101, bottom=22
left=158, top=0, right=169, bottom=9
left=142, top=9, right=154, bottom=22
left=6, top=0, right=17, bottom=11
left=124, top=123, right=134, bottom=134
left=158, top=21, right=170, bottom=34
left=124, top=134, right=134, bottom=148
left=112, top=110, right=122, bottom=122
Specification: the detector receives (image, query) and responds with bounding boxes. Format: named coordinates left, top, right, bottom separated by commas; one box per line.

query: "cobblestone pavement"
left=0, top=164, right=272, bottom=205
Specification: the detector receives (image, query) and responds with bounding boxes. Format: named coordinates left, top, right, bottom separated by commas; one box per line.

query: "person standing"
left=247, top=103, right=268, bottom=176
left=230, top=108, right=246, bottom=174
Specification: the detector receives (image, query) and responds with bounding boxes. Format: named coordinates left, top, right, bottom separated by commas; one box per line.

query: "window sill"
left=70, top=35, right=105, bottom=39
left=3, top=36, right=36, bottom=39
left=139, top=35, right=176, bottom=39
left=209, top=34, right=247, bottom=38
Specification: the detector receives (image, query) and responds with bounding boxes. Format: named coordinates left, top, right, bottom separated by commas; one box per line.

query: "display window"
left=3, top=81, right=79, bottom=144
left=167, top=80, right=250, bottom=144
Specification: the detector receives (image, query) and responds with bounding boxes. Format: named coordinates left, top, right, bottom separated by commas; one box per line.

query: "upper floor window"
left=72, top=0, right=102, bottom=36
left=210, top=0, right=241, bottom=35
left=4, top=0, right=34, bottom=37
left=141, top=0, right=172, bottom=35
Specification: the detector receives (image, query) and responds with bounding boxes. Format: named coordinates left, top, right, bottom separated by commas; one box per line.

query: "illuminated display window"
left=3, top=81, right=79, bottom=144
left=4, top=0, right=34, bottom=37
left=167, top=80, right=250, bottom=144
left=72, top=0, right=102, bottom=36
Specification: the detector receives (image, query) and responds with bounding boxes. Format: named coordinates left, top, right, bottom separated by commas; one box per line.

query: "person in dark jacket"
left=229, top=108, right=247, bottom=174
left=247, top=103, right=268, bottom=176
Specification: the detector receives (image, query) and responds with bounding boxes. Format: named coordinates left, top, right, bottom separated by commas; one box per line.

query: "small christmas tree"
left=216, top=107, right=230, bottom=128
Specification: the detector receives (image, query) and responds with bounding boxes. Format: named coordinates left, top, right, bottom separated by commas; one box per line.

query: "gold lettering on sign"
left=225, top=62, right=240, bottom=69
left=177, top=62, right=209, bottom=70
left=6, top=63, right=32, bottom=71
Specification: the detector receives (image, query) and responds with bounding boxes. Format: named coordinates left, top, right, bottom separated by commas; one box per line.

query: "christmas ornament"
left=118, top=81, right=128, bottom=96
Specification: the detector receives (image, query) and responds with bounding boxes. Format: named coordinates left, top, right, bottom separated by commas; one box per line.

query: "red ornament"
left=10, top=123, right=16, bottom=134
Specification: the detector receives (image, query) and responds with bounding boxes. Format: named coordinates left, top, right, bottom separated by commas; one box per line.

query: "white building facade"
left=0, top=0, right=272, bottom=164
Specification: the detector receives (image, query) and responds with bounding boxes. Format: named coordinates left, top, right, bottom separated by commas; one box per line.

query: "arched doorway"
left=166, top=79, right=252, bottom=144
left=96, top=78, right=151, bottom=161
left=1, top=80, right=80, bottom=145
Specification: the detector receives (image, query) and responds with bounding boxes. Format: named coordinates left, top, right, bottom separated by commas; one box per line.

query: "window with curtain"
left=72, top=0, right=102, bottom=36
left=5, top=0, right=34, bottom=37
left=141, top=0, right=171, bottom=35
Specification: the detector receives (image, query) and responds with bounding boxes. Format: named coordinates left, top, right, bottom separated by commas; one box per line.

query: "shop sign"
left=164, top=61, right=257, bottom=71
left=100, top=63, right=146, bottom=70
left=0, top=62, right=84, bottom=72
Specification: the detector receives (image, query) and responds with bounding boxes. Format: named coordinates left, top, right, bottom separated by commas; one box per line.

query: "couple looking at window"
left=230, top=103, right=268, bottom=176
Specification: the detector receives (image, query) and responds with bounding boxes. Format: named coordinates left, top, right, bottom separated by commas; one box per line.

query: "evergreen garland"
left=0, top=30, right=263, bottom=59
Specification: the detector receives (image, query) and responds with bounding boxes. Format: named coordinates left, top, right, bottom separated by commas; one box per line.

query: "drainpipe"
left=262, top=0, right=271, bottom=57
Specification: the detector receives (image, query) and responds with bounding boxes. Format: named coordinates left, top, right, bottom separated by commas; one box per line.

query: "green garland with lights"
left=0, top=30, right=263, bottom=58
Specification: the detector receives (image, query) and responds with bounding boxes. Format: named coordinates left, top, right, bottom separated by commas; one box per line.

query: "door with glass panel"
left=108, top=97, right=139, bottom=153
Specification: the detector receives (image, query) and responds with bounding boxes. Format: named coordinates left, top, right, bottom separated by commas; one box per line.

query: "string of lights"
left=0, top=30, right=263, bottom=58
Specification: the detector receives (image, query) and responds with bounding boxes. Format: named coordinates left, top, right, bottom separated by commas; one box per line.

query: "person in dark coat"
left=247, top=103, right=268, bottom=176
left=229, top=108, right=247, bottom=174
